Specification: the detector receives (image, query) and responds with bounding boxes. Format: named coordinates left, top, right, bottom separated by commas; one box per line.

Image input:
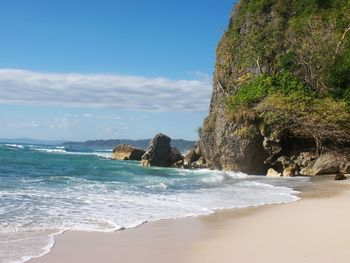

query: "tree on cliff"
left=219, top=0, right=350, bottom=152
left=258, top=94, right=350, bottom=155
left=198, top=0, right=350, bottom=174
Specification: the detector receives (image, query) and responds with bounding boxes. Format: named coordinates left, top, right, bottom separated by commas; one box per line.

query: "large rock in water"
left=182, top=143, right=208, bottom=169
left=112, top=144, right=145, bottom=161
left=141, top=133, right=184, bottom=167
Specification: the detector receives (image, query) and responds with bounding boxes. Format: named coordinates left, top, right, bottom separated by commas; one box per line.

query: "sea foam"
left=0, top=144, right=308, bottom=263
left=4, top=144, right=24, bottom=149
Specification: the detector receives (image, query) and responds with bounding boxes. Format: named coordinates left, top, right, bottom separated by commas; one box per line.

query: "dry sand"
left=31, top=177, right=350, bottom=263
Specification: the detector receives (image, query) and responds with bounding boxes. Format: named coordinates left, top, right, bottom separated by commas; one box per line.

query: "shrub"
left=227, top=72, right=310, bottom=112
left=258, top=92, right=350, bottom=151
left=233, top=125, right=257, bottom=139
left=227, top=76, right=269, bottom=110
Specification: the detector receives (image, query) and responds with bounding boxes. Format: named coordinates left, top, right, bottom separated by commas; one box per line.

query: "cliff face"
left=198, top=0, right=350, bottom=175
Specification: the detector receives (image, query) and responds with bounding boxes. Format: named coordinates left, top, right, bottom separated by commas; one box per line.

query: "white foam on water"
left=200, top=170, right=248, bottom=184
left=1, top=230, right=64, bottom=263
left=146, top=182, right=168, bottom=190
left=30, top=146, right=112, bottom=159
left=0, top=164, right=306, bottom=263
left=92, top=152, right=112, bottom=159
left=4, top=144, right=24, bottom=149
left=35, top=148, right=67, bottom=154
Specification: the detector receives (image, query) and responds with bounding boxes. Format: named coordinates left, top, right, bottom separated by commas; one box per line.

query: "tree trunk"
left=315, top=137, right=322, bottom=156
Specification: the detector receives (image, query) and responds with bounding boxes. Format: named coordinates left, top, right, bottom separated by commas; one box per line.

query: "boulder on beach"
left=266, top=168, right=281, bottom=177
left=300, top=152, right=350, bottom=176
left=335, top=172, right=347, bottom=181
left=141, top=133, right=184, bottom=167
left=112, top=144, right=145, bottom=161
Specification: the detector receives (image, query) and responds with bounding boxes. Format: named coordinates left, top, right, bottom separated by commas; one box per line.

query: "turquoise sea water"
left=0, top=143, right=308, bottom=263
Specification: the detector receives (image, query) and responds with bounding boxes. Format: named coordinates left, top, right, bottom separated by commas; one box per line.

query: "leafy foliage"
left=217, top=0, right=350, bottom=96
left=258, top=93, right=350, bottom=149
left=227, top=72, right=310, bottom=111
left=218, top=0, right=350, bottom=148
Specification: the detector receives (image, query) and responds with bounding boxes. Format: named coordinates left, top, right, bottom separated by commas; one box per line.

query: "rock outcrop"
left=112, top=144, right=145, bottom=161
left=180, top=143, right=208, bottom=169
left=199, top=118, right=266, bottom=173
left=141, top=133, right=184, bottom=167
left=194, top=0, right=350, bottom=175
left=299, top=152, right=350, bottom=176
left=266, top=168, right=281, bottom=177
left=335, top=172, right=347, bottom=181
left=185, top=148, right=200, bottom=164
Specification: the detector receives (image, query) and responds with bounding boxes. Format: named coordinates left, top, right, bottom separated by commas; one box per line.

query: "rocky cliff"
left=197, top=0, right=350, bottom=175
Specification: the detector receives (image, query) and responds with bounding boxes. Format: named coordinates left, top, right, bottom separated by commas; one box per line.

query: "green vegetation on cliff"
left=217, top=0, right=350, bottom=150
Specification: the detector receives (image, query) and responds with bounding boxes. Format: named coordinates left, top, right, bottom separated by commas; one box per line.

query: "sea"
left=0, top=143, right=309, bottom=263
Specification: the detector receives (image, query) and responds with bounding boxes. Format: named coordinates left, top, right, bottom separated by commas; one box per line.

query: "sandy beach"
left=30, top=176, right=350, bottom=263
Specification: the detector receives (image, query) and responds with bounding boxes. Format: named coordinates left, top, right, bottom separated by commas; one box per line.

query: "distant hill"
left=62, top=139, right=196, bottom=153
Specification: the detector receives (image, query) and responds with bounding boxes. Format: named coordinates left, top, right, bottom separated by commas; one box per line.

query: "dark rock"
left=263, top=134, right=282, bottom=164
left=335, top=172, right=347, bottom=181
left=190, top=157, right=207, bottom=169
left=112, top=144, right=145, bottom=161
left=172, top=160, right=184, bottom=168
left=185, top=148, right=200, bottom=163
left=275, top=156, right=299, bottom=177
left=283, top=166, right=297, bottom=177
left=277, top=156, right=290, bottom=169
left=141, top=133, right=184, bottom=167
left=175, top=141, right=208, bottom=169
left=169, top=147, right=183, bottom=164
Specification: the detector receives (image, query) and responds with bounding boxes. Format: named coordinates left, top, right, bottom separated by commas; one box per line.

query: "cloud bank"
left=0, top=69, right=212, bottom=111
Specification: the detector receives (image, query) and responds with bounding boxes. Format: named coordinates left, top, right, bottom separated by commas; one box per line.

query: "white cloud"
left=0, top=69, right=212, bottom=111
left=48, top=117, right=77, bottom=130
left=0, top=121, right=42, bottom=128
left=83, top=113, right=122, bottom=120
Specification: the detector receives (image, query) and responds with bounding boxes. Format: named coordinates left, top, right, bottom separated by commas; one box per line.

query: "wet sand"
left=31, top=176, right=350, bottom=263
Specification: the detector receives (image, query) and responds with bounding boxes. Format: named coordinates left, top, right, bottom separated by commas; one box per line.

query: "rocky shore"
left=188, top=0, right=350, bottom=177
left=112, top=1, right=350, bottom=179
left=113, top=132, right=350, bottom=178
left=112, top=144, right=145, bottom=161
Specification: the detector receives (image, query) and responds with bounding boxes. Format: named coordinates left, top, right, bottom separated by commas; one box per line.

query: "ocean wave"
left=200, top=170, right=248, bottom=184
left=4, top=144, right=24, bottom=149
left=3, top=230, right=64, bottom=263
left=0, top=181, right=299, bottom=263
left=0, top=154, right=307, bottom=263
left=35, top=148, right=67, bottom=154
left=30, top=147, right=112, bottom=159
left=146, top=182, right=168, bottom=190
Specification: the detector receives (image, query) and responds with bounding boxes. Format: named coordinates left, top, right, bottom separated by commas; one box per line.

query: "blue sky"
left=0, top=0, right=234, bottom=141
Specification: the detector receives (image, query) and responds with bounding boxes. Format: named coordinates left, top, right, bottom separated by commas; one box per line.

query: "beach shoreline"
left=30, top=175, right=350, bottom=263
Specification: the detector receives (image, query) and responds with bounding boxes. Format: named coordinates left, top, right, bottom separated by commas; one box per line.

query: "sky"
left=0, top=0, right=234, bottom=141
